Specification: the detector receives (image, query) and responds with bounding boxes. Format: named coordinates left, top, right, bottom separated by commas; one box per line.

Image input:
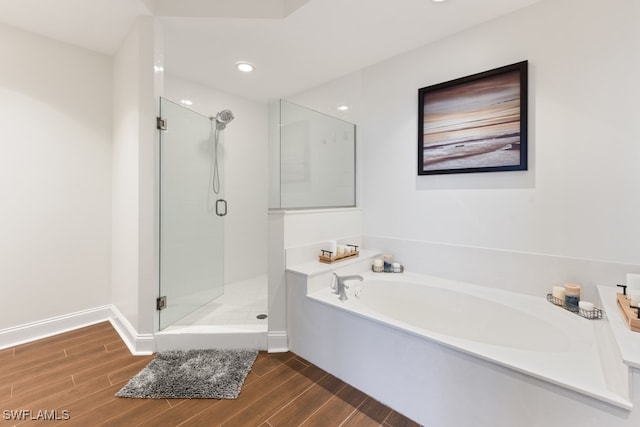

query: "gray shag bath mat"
left=116, top=349, right=258, bottom=399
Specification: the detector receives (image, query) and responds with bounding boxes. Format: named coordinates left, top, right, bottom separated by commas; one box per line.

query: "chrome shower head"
left=214, top=109, right=234, bottom=130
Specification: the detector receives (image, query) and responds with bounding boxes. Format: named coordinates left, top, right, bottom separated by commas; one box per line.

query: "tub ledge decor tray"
left=371, top=265, right=405, bottom=274
left=616, top=293, right=640, bottom=332
left=319, top=247, right=359, bottom=264
left=546, top=294, right=603, bottom=320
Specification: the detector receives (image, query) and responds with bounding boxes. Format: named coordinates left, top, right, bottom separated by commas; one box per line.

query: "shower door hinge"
left=156, top=296, right=167, bottom=311
left=156, top=117, right=167, bottom=131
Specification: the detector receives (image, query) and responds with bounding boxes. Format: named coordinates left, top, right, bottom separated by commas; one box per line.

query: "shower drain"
left=256, top=314, right=268, bottom=320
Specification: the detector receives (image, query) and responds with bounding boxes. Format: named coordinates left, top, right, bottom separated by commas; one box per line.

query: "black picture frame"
left=418, top=61, right=528, bottom=175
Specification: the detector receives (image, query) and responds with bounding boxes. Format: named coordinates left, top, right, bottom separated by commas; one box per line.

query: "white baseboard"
left=0, top=306, right=112, bottom=350
left=0, top=305, right=155, bottom=355
left=267, top=330, right=289, bottom=353
left=108, top=305, right=155, bottom=356
left=0, top=307, right=286, bottom=356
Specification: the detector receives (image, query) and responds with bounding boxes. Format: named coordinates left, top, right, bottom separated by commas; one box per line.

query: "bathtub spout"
left=333, top=273, right=364, bottom=301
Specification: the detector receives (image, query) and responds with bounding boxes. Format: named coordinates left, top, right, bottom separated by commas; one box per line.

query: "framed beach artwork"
left=418, top=61, right=528, bottom=175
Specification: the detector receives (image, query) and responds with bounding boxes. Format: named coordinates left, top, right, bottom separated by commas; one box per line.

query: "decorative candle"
left=564, top=283, right=581, bottom=313
left=629, top=290, right=640, bottom=306
left=383, top=254, right=393, bottom=272
left=578, top=301, right=594, bottom=312
left=551, top=286, right=565, bottom=305
left=328, top=240, right=337, bottom=256
left=373, top=258, right=384, bottom=272
left=336, top=245, right=345, bottom=257
left=627, top=273, right=640, bottom=290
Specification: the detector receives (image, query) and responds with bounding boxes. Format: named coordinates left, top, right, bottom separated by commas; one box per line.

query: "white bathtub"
left=298, top=272, right=631, bottom=417
left=354, top=277, right=590, bottom=353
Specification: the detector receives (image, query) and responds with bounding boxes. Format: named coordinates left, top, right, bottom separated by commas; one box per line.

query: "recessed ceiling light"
left=431, top=0, right=447, bottom=2
left=337, top=105, right=350, bottom=111
left=181, top=99, right=193, bottom=106
left=235, top=62, right=255, bottom=73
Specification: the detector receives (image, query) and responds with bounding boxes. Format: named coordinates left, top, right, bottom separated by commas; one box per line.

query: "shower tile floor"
left=171, top=274, right=268, bottom=330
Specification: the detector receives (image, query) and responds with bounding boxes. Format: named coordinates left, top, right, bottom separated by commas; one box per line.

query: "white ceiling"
left=0, top=0, right=541, bottom=102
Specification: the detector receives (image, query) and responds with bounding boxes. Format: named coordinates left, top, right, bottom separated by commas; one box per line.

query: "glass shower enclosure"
left=268, top=99, right=356, bottom=209
left=158, top=97, right=225, bottom=330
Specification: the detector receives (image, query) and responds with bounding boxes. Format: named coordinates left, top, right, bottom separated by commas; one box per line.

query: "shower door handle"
left=215, top=199, right=227, bottom=216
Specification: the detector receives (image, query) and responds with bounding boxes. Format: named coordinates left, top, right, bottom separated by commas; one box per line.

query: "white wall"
left=360, top=0, right=639, bottom=264
left=112, top=21, right=141, bottom=331
left=288, top=0, right=640, bottom=290
left=286, top=70, right=363, bottom=125
left=111, top=17, right=158, bottom=337
left=164, top=75, right=268, bottom=284
left=0, top=23, right=112, bottom=329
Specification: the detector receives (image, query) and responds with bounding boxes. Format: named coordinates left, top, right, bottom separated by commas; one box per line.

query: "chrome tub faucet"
left=333, top=273, right=364, bottom=301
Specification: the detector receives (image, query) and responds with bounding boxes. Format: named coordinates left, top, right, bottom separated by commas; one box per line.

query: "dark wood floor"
left=0, top=322, right=420, bottom=426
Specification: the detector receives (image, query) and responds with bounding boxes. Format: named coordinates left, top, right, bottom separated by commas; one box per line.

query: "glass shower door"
left=159, top=97, right=224, bottom=330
